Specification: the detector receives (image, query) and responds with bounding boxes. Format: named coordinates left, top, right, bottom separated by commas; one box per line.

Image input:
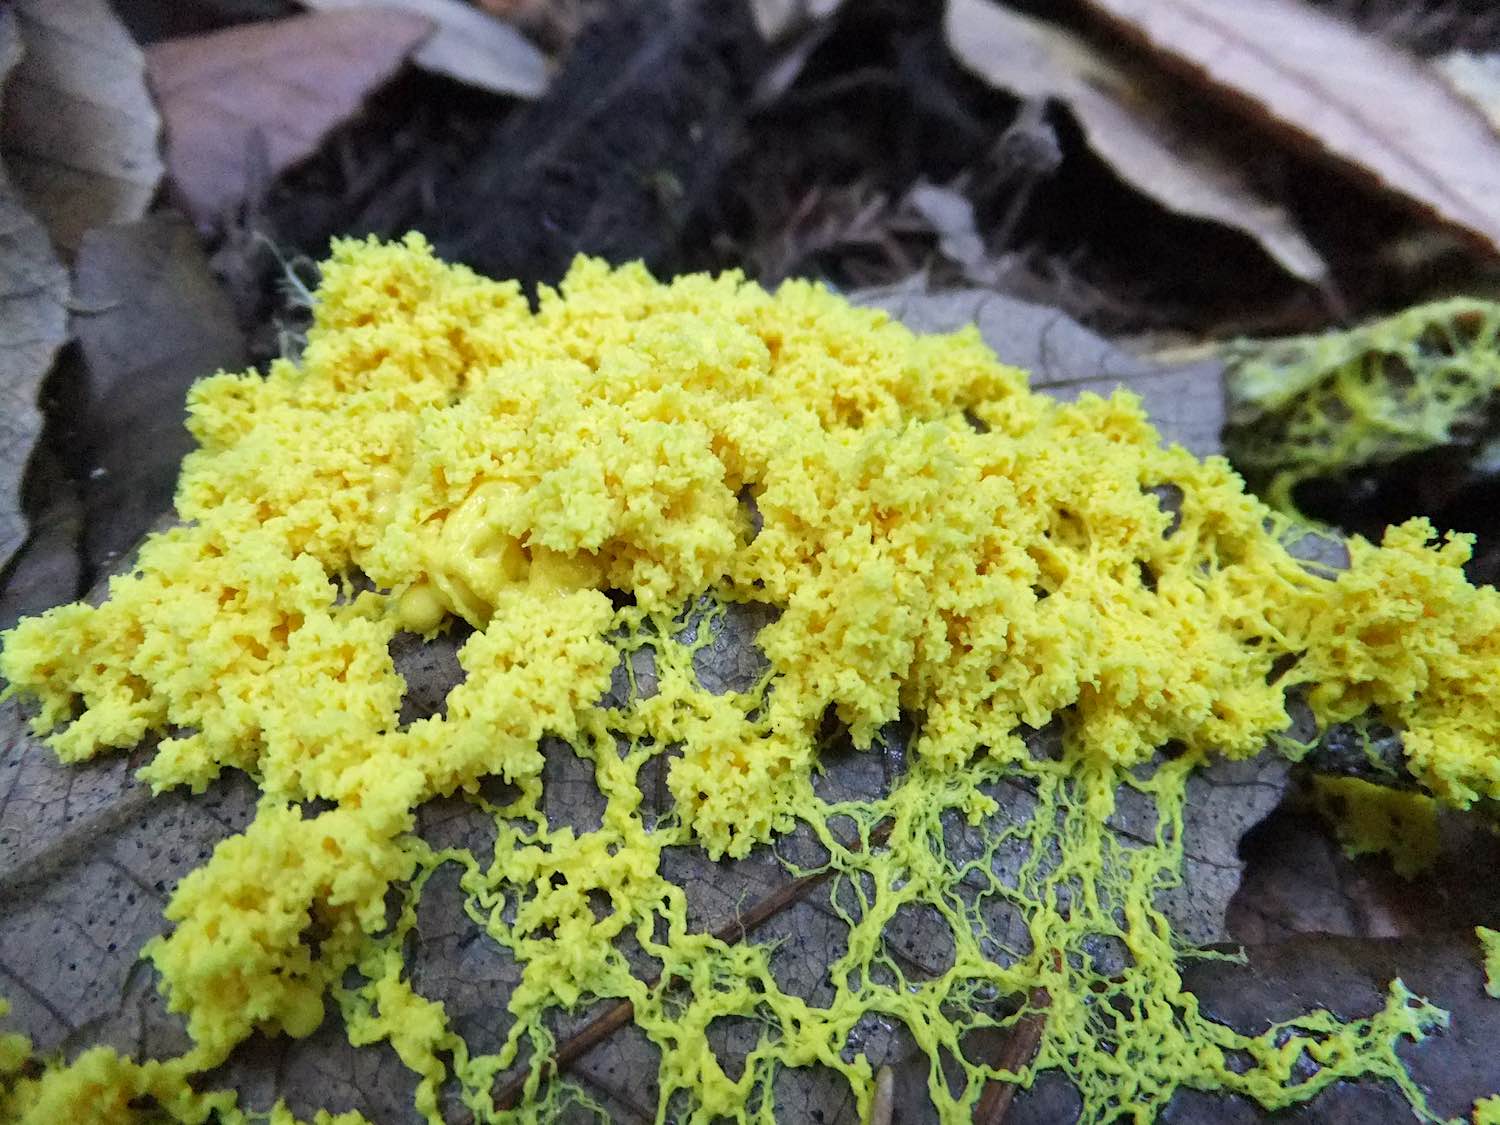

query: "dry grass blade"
left=1075, top=0, right=1500, bottom=260
left=146, top=11, right=433, bottom=229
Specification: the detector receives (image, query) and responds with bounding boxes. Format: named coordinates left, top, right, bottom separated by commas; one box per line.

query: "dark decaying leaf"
left=1074, top=0, right=1500, bottom=262
left=0, top=8, right=70, bottom=581
left=0, top=443, right=83, bottom=633
left=943, top=0, right=1328, bottom=286
left=0, top=292, right=1306, bottom=1123
left=1, top=0, right=163, bottom=254
left=69, top=215, right=247, bottom=577
left=1163, top=933, right=1500, bottom=1124
left=1228, top=791, right=1500, bottom=946
left=146, top=10, right=433, bottom=229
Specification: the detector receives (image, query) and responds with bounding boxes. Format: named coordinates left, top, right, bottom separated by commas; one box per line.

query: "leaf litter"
left=0, top=8, right=70, bottom=582
left=1, top=0, right=163, bottom=255
left=3, top=1, right=1500, bottom=1123
left=297, top=0, right=549, bottom=99
left=146, top=10, right=434, bottom=230
left=943, top=0, right=1329, bottom=286
left=1074, top=0, right=1500, bottom=261
left=2, top=238, right=1499, bottom=1125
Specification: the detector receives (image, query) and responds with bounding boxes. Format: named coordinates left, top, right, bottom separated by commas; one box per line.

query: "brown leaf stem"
left=974, top=949, right=1061, bottom=1125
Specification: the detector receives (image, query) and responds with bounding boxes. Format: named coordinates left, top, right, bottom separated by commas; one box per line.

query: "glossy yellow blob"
left=2, top=235, right=1497, bottom=1123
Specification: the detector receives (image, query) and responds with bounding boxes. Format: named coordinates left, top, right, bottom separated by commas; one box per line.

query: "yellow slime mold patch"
left=1312, top=775, right=1441, bottom=879
left=4, top=235, right=1500, bottom=1122
left=1481, top=927, right=1500, bottom=1000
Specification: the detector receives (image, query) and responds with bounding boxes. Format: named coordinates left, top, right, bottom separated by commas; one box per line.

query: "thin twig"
left=974, top=953, right=1059, bottom=1125
left=972, top=992, right=1049, bottom=1125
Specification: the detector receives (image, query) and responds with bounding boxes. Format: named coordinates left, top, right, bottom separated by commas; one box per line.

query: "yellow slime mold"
left=3, top=235, right=1499, bottom=1122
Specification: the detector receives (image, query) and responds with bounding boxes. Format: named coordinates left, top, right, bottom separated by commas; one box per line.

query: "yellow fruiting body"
left=2, top=235, right=1498, bottom=1122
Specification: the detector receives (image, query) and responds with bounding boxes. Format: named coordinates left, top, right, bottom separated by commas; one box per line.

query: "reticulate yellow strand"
left=3, top=235, right=1498, bottom=1122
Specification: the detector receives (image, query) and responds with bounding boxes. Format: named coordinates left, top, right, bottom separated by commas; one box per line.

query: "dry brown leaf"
left=146, top=11, right=432, bottom=229
left=1, top=0, right=163, bottom=255
left=1075, top=0, right=1500, bottom=260
left=0, top=8, right=70, bottom=578
left=299, top=0, right=548, bottom=98
left=70, top=216, right=247, bottom=576
left=944, top=0, right=1328, bottom=286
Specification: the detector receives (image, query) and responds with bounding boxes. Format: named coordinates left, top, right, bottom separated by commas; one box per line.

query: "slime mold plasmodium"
left=1482, top=927, right=1500, bottom=1000
left=2, top=234, right=1499, bottom=1123
left=1223, top=297, right=1500, bottom=516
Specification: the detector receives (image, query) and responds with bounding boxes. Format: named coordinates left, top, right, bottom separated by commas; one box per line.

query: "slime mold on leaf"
left=2, top=235, right=1500, bottom=1122
left=1224, top=297, right=1500, bottom=515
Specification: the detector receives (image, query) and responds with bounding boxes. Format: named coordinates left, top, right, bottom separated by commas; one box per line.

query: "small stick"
left=972, top=991, right=1049, bottom=1125
left=974, top=951, right=1060, bottom=1125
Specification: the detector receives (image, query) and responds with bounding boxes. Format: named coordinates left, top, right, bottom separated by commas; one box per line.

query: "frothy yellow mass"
left=3, top=234, right=1499, bottom=1122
